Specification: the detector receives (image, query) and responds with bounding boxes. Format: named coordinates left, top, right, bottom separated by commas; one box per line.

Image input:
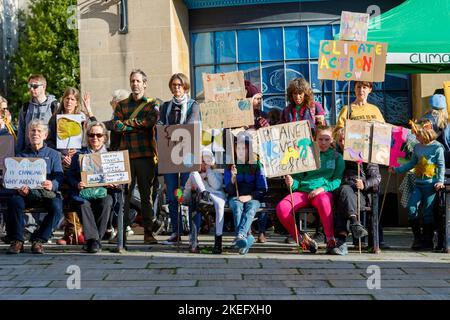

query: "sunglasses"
left=88, top=133, right=104, bottom=138
left=28, top=83, right=43, bottom=89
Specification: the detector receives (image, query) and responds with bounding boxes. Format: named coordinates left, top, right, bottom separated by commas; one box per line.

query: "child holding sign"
left=224, top=136, right=268, bottom=255
left=276, top=126, right=345, bottom=254
left=183, top=149, right=226, bottom=254
left=390, top=120, right=445, bottom=251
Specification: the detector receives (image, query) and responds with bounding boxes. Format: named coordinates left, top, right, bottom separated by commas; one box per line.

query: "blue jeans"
left=7, top=194, right=63, bottom=242
left=256, top=211, right=268, bottom=234
left=228, top=197, right=260, bottom=237
left=407, top=182, right=437, bottom=224
left=164, top=173, right=190, bottom=235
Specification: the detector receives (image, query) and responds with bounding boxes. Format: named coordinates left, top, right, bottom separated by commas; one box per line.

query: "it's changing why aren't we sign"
left=3, top=158, right=47, bottom=189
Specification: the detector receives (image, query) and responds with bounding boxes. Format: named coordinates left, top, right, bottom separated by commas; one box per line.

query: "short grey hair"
left=111, top=89, right=130, bottom=102
left=129, top=69, right=148, bottom=83
left=28, top=119, right=48, bottom=134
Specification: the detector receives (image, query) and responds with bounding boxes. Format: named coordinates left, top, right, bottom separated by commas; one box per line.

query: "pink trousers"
left=276, top=191, right=334, bottom=240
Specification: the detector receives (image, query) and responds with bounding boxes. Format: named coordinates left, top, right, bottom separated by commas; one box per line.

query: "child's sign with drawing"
left=339, top=11, right=370, bottom=42
left=343, top=120, right=392, bottom=166
left=258, top=121, right=319, bottom=178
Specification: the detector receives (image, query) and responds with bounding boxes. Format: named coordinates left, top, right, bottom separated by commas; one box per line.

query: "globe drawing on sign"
left=238, top=99, right=250, bottom=110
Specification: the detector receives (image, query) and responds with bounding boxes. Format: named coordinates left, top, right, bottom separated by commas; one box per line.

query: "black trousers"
left=77, top=195, right=113, bottom=241
left=334, top=185, right=367, bottom=236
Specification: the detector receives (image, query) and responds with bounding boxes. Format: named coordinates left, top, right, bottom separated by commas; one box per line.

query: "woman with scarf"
left=158, top=73, right=200, bottom=245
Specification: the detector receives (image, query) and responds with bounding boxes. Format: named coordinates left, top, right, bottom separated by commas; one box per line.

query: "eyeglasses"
left=88, top=133, right=104, bottom=138
left=171, top=83, right=183, bottom=88
left=28, top=83, right=43, bottom=89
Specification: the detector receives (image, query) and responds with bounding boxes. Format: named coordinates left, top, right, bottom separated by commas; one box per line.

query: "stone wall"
left=78, top=0, right=189, bottom=120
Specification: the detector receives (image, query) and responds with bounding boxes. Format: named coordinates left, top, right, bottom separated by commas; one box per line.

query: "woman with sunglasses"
left=0, top=96, right=16, bottom=138
left=66, top=122, right=115, bottom=253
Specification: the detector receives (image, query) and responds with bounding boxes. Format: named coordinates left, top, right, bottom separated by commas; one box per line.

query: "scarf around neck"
left=166, top=94, right=189, bottom=125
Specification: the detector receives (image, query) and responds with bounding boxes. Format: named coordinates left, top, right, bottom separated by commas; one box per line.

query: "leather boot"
left=410, top=219, right=422, bottom=251
left=212, top=235, right=222, bottom=254
left=422, top=224, right=434, bottom=250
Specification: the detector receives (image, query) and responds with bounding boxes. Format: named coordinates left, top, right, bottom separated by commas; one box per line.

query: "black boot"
left=410, top=219, right=422, bottom=251
left=212, top=235, right=222, bottom=254
left=422, top=224, right=434, bottom=250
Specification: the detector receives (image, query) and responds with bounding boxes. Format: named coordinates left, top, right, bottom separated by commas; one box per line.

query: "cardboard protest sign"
left=339, top=11, right=370, bottom=42
left=318, top=40, right=388, bottom=82
left=0, top=135, right=15, bottom=177
left=371, top=123, right=392, bottom=165
left=156, top=123, right=202, bottom=174
left=57, top=114, right=83, bottom=149
left=202, top=71, right=246, bottom=102
left=343, top=120, right=392, bottom=166
left=230, top=127, right=258, bottom=164
left=444, top=81, right=450, bottom=112
left=390, top=126, right=409, bottom=168
left=343, top=120, right=371, bottom=163
left=3, top=157, right=46, bottom=189
left=80, top=150, right=131, bottom=187
left=258, top=121, right=319, bottom=178
left=200, top=98, right=254, bottom=129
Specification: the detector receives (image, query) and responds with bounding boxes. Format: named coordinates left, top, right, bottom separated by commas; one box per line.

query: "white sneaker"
left=126, top=226, right=134, bottom=236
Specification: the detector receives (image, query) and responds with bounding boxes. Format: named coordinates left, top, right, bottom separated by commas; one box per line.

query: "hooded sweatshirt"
left=16, top=95, right=58, bottom=153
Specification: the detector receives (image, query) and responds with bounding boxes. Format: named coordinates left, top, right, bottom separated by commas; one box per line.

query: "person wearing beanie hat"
left=421, top=93, right=448, bottom=133
left=182, top=148, right=226, bottom=254
left=421, top=92, right=450, bottom=168
left=245, top=80, right=269, bottom=129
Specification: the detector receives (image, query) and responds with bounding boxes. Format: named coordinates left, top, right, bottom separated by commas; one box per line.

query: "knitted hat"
left=245, top=80, right=261, bottom=98
left=201, top=148, right=215, bottom=166
left=429, top=94, right=447, bottom=110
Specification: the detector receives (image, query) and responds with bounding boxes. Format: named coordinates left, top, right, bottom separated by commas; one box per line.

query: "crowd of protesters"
left=0, top=70, right=448, bottom=256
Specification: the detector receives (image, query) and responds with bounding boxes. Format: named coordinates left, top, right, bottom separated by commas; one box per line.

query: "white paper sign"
left=3, top=158, right=47, bottom=189
left=56, top=114, right=84, bottom=149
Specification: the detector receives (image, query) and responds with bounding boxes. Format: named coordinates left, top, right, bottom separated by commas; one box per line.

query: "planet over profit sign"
left=318, top=40, right=388, bottom=82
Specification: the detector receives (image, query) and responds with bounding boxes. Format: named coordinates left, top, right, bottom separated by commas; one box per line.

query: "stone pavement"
left=0, top=228, right=449, bottom=300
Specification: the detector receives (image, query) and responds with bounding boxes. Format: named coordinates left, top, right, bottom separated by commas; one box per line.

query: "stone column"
left=77, top=0, right=190, bottom=120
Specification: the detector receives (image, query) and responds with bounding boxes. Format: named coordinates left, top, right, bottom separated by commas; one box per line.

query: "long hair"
left=431, top=109, right=448, bottom=130
left=56, top=87, right=82, bottom=115
left=286, top=78, right=315, bottom=107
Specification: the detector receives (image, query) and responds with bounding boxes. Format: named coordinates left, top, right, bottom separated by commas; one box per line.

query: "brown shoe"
left=31, top=241, right=44, bottom=254
left=144, top=231, right=158, bottom=245
left=7, top=241, right=24, bottom=254
left=257, top=233, right=266, bottom=243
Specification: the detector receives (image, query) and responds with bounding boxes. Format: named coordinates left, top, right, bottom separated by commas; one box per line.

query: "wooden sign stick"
left=288, top=183, right=301, bottom=252
left=379, top=171, right=391, bottom=223
left=357, top=162, right=362, bottom=254
left=73, top=213, right=79, bottom=245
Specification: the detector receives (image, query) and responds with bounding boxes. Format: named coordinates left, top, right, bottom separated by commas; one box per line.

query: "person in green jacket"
left=276, top=126, right=345, bottom=254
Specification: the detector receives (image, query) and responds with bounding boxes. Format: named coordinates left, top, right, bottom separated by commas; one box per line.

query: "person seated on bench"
left=6, top=119, right=64, bottom=254
left=333, top=128, right=381, bottom=255
left=224, top=136, right=268, bottom=255
left=183, top=149, right=226, bottom=254
left=67, top=122, right=114, bottom=253
left=276, top=126, right=344, bottom=254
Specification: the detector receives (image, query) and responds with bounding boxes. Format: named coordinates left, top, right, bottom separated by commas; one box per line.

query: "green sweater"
left=291, top=148, right=345, bottom=193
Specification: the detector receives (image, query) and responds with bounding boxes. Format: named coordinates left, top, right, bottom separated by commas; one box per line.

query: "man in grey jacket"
left=16, top=74, right=59, bottom=153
